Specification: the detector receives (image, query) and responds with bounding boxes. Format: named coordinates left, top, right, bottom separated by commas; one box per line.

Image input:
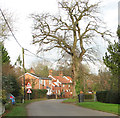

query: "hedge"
left=26, top=89, right=48, bottom=99
left=84, top=93, right=94, bottom=100
left=96, top=91, right=120, bottom=104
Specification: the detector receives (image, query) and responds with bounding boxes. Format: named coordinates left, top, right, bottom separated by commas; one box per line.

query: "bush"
left=15, top=96, right=23, bottom=103
left=2, top=99, right=7, bottom=105
left=5, top=103, right=13, bottom=110
left=84, top=93, right=94, bottom=99
left=106, top=91, right=120, bottom=104
left=96, top=91, right=120, bottom=104
left=47, top=94, right=56, bottom=99
left=26, top=89, right=48, bottom=99
left=96, top=91, right=108, bottom=103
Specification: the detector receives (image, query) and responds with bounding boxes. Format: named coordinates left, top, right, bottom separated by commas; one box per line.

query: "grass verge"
left=77, top=102, right=119, bottom=115
left=62, top=99, right=119, bottom=115
left=62, top=98, right=78, bottom=103
left=3, top=98, right=47, bottom=117
left=62, top=98, right=94, bottom=103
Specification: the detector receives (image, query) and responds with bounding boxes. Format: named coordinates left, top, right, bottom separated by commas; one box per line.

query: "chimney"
left=49, top=70, right=53, bottom=76
left=30, top=67, right=35, bottom=74
left=59, top=71, right=63, bottom=77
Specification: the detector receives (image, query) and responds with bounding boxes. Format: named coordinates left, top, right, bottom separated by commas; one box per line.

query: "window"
left=63, top=84, right=65, bottom=87
left=41, top=80, right=42, bottom=84
left=49, top=80, right=51, bottom=84
left=68, top=85, right=70, bottom=87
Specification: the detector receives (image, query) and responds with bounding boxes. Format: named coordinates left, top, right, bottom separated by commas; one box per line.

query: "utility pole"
left=22, top=48, right=26, bottom=103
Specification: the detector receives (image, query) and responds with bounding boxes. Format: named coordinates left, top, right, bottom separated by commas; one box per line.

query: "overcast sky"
left=0, top=0, right=119, bottom=74
left=118, top=1, right=120, bottom=25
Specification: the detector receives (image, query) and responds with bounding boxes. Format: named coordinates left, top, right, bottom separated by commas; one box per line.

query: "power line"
left=0, top=8, right=58, bottom=64
left=24, top=50, right=58, bottom=63
left=0, top=8, right=23, bottom=48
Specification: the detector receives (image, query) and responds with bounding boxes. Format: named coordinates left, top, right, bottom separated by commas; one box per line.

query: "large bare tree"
left=0, top=9, right=13, bottom=42
left=31, top=0, right=111, bottom=96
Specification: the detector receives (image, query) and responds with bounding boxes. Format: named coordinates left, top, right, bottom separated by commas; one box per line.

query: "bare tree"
left=0, top=9, right=14, bottom=42
left=30, top=61, right=49, bottom=77
left=31, top=0, right=112, bottom=96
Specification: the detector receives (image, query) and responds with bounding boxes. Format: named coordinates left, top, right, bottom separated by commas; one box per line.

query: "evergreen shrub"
left=96, top=91, right=120, bottom=104
left=26, top=89, right=47, bottom=99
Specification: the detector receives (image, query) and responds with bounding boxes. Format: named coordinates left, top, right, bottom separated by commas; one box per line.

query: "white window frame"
left=49, top=80, right=51, bottom=84
left=41, top=80, right=42, bottom=84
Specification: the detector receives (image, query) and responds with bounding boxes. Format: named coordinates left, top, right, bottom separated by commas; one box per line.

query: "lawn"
left=62, top=98, right=78, bottom=103
left=62, top=98, right=94, bottom=103
left=62, top=99, right=119, bottom=115
left=77, top=102, right=119, bottom=115
left=3, top=98, right=47, bottom=117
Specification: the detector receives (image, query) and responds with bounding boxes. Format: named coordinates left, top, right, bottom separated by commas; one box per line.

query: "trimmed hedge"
left=84, top=93, right=94, bottom=99
left=96, top=91, right=120, bottom=104
left=26, top=89, right=48, bottom=99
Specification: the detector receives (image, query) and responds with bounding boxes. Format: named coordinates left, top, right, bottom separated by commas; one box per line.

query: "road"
left=26, top=99, right=117, bottom=116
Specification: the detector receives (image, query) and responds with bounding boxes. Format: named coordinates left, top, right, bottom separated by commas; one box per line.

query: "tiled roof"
left=19, top=72, right=51, bottom=80
left=40, top=77, right=52, bottom=80
left=52, top=82, right=57, bottom=86
left=28, top=73, right=51, bottom=80
left=30, top=73, right=51, bottom=80
left=53, top=76, right=72, bottom=84
left=66, top=76, right=72, bottom=81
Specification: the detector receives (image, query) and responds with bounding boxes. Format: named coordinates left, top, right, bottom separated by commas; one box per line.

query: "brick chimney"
left=49, top=70, right=53, bottom=76
left=59, top=71, right=63, bottom=77
left=30, top=67, right=35, bottom=74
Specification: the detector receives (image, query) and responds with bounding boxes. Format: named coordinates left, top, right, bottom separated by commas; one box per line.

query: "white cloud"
left=0, top=0, right=119, bottom=72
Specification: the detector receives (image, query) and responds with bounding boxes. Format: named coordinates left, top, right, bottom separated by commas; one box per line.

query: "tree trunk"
left=72, top=56, right=81, bottom=97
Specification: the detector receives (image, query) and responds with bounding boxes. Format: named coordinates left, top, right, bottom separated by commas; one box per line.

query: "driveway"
left=26, top=99, right=118, bottom=116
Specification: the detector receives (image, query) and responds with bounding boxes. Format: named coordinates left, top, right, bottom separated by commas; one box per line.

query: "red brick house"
left=18, top=68, right=52, bottom=95
left=19, top=68, right=73, bottom=98
left=48, top=70, right=73, bottom=98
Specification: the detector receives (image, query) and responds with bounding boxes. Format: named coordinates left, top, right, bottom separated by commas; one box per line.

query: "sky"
left=0, top=0, right=119, bottom=74
left=118, top=1, right=120, bottom=25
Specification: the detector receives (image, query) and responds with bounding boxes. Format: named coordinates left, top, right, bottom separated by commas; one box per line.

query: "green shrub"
left=15, top=96, right=23, bottom=103
left=84, top=94, right=94, bottom=99
left=5, top=103, right=13, bottom=110
left=96, top=91, right=108, bottom=103
left=26, top=89, right=47, bottom=99
left=96, top=91, right=120, bottom=104
left=2, top=99, right=7, bottom=105
left=106, top=91, right=119, bottom=104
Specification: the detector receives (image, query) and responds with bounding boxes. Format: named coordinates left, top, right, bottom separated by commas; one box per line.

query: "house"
left=48, top=70, right=73, bottom=98
left=18, top=68, right=52, bottom=95
left=19, top=68, right=73, bottom=98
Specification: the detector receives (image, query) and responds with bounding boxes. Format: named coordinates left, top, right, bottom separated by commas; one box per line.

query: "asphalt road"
left=26, top=99, right=117, bottom=116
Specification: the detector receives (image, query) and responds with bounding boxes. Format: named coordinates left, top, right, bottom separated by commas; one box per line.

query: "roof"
left=48, top=75, right=56, bottom=81
left=63, top=76, right=72, bottom=83
left=18, top=72, right=51, bottom=80
left=66, top=76, right=72, bottom=81
left=52, top=82, right=57, bottom=86
left=53, top=76, right=72, bottom=84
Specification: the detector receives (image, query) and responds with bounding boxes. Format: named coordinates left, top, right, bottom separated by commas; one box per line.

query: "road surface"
left=26, top=99, right=118, bottom=116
